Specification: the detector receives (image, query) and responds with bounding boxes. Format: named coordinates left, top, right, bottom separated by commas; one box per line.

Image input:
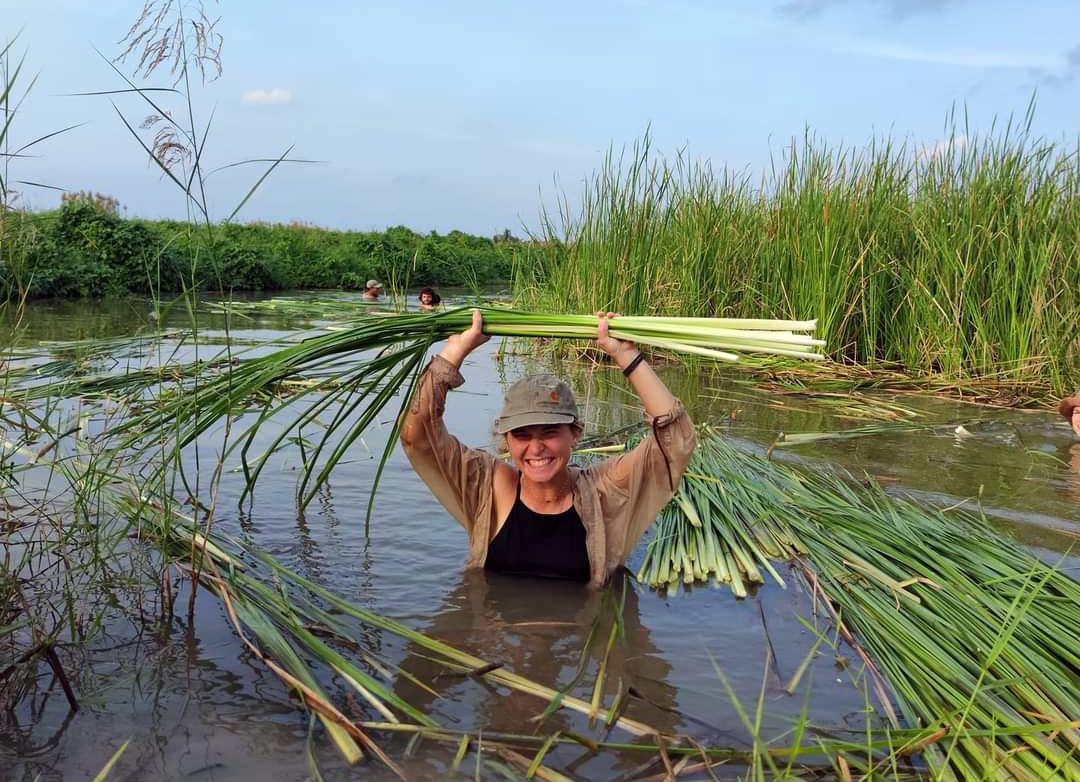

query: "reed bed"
left=640, top=429, right=1080, bottom=781
left=515, top=122, right=1080, bottom=401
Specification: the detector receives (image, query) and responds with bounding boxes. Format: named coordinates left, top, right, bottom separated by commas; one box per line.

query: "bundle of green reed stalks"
left=638, top=430, right=808, bottom=596
left=642, top=429, right=1080, bottom=782
left=29, top=306, right=821, bottom=510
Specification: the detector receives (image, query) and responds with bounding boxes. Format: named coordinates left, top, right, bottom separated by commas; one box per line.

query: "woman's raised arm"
left=595, top=312, right=676, bottom=418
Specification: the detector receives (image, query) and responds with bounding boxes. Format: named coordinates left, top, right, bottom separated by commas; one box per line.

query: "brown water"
left=2, top=292, right=1077, bottom=781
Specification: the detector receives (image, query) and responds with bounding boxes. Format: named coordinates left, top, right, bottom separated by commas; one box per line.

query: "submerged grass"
left=515, top=114, right=1080, bottom=401
left=641, top=427, right=1080, bottom=781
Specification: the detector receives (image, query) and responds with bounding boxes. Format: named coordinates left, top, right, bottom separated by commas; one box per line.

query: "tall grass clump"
left=516, top=111, right=1080, bottom=399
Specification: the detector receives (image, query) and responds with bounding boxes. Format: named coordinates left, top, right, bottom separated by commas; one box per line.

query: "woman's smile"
left=508, top=424, right=578, bottom=483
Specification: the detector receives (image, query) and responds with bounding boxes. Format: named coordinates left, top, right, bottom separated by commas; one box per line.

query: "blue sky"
left=6, top=0, right=1079, bottom=235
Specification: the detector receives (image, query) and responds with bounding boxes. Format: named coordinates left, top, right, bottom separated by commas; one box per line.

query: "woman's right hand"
left=438, top=308, right=490, bottom=368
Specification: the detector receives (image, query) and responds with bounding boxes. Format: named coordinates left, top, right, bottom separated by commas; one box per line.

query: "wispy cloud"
left=1033, top=43, right=1080, bottom=86
left=241, top=88, right=293, bottom=106
left=840, top=41, right=1055, bottom=70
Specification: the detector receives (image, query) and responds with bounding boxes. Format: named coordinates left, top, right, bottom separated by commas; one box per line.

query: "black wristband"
left=622, top=353, right=646, bottom=378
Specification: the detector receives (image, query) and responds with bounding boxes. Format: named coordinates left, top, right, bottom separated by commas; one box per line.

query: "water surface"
left=3, top=291, right=1076, bottom=781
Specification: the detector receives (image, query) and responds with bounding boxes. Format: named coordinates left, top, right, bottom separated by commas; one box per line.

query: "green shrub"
left=6, top=209, right=518, bottom=299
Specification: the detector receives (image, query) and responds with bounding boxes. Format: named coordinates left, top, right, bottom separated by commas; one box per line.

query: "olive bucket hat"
left=495, top=374, right=578, bottom=434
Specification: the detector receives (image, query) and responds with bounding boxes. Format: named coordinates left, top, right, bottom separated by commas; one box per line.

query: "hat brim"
left=495, top=412, right=576, bottom=434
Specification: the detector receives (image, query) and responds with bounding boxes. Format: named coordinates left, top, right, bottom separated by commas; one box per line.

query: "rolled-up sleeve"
left=592, top=401, right=696, bottom=561
left=399, top=356, right=498, bottom=536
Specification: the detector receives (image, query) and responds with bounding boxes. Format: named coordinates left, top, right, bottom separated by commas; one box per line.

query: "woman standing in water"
left=399, top=310, right=695, bottom=587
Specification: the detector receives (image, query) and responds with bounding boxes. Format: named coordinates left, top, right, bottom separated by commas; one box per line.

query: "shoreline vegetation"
left=0, top=198, right=518, bottom=298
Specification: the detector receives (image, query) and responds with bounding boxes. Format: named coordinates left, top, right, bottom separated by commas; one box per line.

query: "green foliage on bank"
left=514, top=123, right=1080, bottom=396
left=0, top=200, right=518, bottom=299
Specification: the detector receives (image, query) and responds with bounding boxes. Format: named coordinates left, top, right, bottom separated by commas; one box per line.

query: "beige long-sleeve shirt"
left=400, top=356, right=696, bottom=588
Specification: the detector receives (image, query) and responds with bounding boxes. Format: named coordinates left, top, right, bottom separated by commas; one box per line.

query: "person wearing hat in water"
left=1060, top=394, right=1080, bottom=438
left=363, top=279, right=384, bottom=301
left=400, top=310, right=695, bottom=586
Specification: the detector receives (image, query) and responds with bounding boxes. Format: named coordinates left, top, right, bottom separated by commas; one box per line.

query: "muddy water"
left=2, top=292, right=1077, bottom=781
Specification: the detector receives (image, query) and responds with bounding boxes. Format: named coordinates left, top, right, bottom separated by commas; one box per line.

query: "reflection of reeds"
left=517, top=121, right=1080, bottom=400
left=641, top=428, right=1080, bottom=781
left=127, top=497, right=654, bottom=767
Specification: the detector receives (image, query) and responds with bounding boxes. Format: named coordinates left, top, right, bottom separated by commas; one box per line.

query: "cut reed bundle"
left=28, top=307, right=820, bottom=511
left=644, top=429, right=1080, bottom=782
left=638, top=431, right=808, bottom=596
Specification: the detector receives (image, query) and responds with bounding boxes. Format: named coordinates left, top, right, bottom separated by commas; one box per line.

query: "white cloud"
left=917, top=134, right=968, bottom=161
left=241, top=88, right=294, bottom=106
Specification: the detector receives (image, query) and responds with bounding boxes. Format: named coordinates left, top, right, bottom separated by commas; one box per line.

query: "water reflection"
left=395, top=570, right=678, bottom=744
left=1062, top=443, right=1080, bottom=504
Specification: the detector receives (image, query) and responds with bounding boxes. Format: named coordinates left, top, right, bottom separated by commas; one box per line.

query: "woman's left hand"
left=596, top=312, right=637, bottom=362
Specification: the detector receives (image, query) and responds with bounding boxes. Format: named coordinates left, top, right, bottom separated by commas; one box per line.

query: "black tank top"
left=485, top=480, right=590, bottom=581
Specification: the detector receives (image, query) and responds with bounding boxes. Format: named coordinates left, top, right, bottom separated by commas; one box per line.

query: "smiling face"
left=505, top=423, right=580, bottom=485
